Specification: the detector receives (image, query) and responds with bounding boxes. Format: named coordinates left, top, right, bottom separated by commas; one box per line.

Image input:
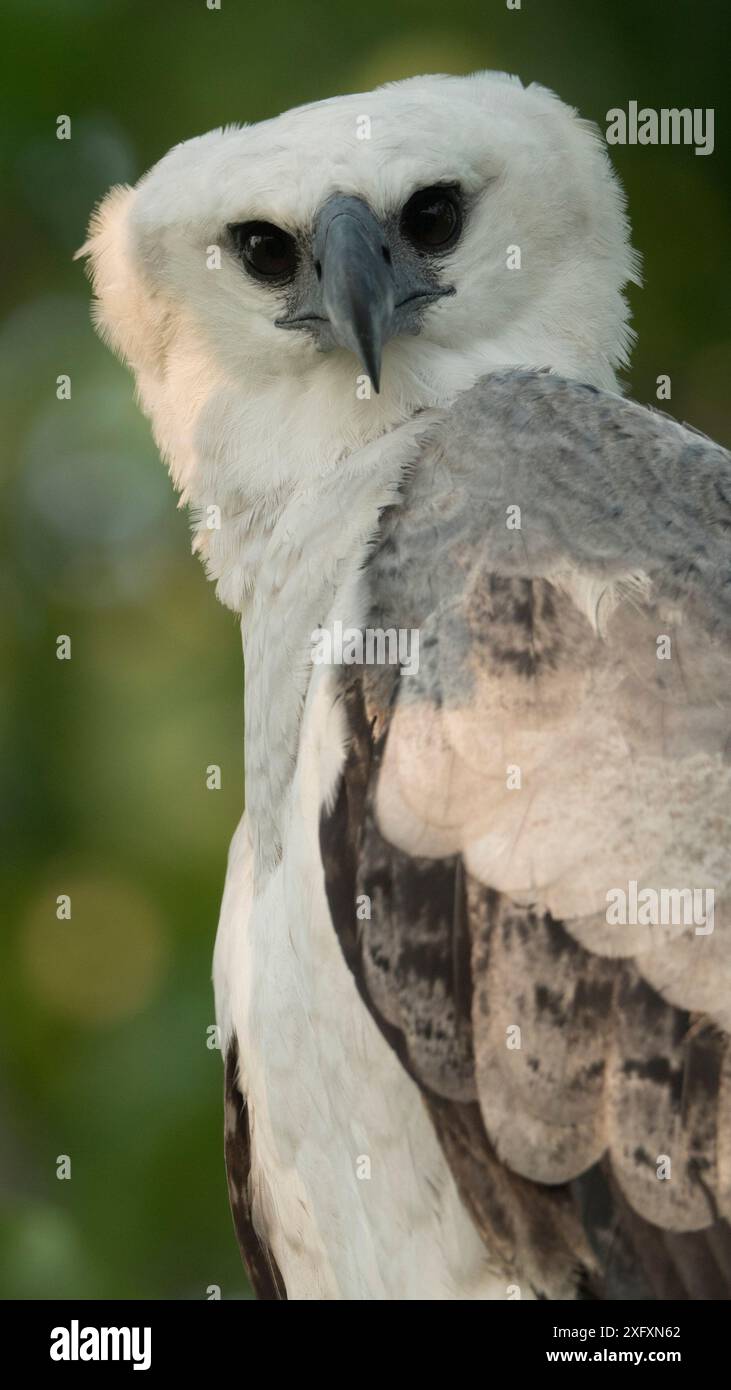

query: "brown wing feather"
left=224, top=1043, right=287, bottom=1300
left=321, top=681, right=731, bottom=1298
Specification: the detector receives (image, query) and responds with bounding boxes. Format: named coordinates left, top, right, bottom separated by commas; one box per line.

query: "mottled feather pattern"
left=320, top=369, right=731, bottom=1298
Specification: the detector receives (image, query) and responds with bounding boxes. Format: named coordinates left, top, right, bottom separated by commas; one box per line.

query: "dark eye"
left=228, top=220, right=299, bottom=282
left=400, top=186, right=462, bottom=252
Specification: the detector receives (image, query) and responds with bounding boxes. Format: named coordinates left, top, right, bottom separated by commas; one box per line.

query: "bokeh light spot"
left=21, top=875, right=168, bottom=1026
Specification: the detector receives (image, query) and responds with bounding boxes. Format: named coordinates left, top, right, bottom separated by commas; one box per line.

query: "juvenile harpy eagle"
left=84, top=72, right=731, bottom=1300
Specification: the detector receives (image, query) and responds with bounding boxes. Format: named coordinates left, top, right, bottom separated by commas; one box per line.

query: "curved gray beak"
left=275, top=192, right=453, bottom=392
left=313, top=195, right=394, bottom=393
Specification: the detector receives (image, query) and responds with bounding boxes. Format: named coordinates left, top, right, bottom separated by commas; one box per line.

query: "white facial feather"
left=83, top=71, right=639, bottom=614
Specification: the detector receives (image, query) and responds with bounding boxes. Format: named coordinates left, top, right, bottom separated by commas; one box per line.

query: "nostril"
left=314, top=259, right=322, bottom=281
left=382, top=245, right=392, bottom=266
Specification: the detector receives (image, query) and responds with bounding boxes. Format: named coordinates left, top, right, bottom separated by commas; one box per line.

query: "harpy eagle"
left=84, top=73, right=731, bottom=1300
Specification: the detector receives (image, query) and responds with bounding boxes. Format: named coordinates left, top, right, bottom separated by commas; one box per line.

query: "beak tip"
left=316, top=195, right=392, bottom=399
left=359, top=348, right=381, bottom=396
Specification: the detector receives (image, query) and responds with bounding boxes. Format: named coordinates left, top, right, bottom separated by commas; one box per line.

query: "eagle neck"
left=240, top=409, right=437, bottom=879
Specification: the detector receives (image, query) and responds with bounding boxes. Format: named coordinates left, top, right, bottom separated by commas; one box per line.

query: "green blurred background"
left=1, top=0, right=729, bottom=1299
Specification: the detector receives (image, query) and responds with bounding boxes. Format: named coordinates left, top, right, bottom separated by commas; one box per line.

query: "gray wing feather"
left=320, top=369, right=731, bottom=1298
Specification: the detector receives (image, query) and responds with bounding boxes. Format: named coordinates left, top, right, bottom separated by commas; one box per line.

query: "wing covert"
left=320, top=369, right=731, bottom=1297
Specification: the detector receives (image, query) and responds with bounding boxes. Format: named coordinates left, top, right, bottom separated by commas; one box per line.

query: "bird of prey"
left=84, top=72, right=731, bottom=1300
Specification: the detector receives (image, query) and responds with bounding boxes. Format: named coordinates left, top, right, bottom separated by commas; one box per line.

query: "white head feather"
left=83, top=72, right=639, bottom=614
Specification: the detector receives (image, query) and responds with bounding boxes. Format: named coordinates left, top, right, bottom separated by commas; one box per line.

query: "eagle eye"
left=228, top=220, right=299, bottom=282
left=400, top=186, right=462, bottom=253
